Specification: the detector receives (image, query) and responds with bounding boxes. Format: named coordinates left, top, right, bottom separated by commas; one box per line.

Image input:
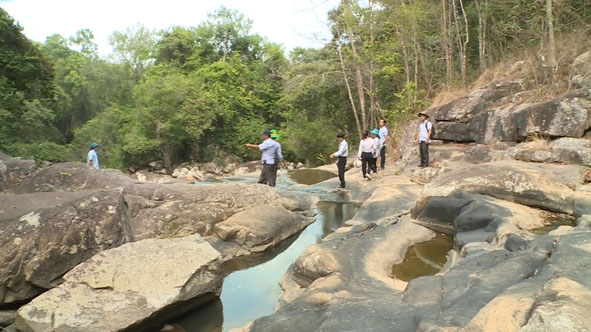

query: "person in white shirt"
left=245, top=129, right=280, bottom=186
left=330, top=132, right=348, bottom=189
left=378, top=119, right=389, bottom=170
left=370, top=128, right=381, bottom=175
left=416, top=112, right=433, bottom=167
left=357, top=130, right=376, bottom=181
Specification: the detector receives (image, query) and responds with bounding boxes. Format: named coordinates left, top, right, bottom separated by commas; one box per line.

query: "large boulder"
left=0, top=189, right=130, bottom=305
left=213, top=205, right=313, bottom=254
left=414, top=193, right=543, bottom=250
left=414, top=160, right=590, bottom=217
left=430, top=88, right=591, bottom=144
left=15, top=234, right=222, bottom=332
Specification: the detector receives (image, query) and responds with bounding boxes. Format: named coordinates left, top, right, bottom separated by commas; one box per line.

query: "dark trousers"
left=337, top=157, right=346, bottom=188
left=419, top=141, right=429, bottom=166
left=370, top=157, right=378, bottom=174
left=258, top=163, right=277, bottom=187
left=361, top=152, right=373, bottom=178
left=380, top=146, right=386, bottom=169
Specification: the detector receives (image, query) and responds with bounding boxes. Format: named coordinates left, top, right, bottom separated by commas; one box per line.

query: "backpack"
left=425, top=121, right=436, bottom=138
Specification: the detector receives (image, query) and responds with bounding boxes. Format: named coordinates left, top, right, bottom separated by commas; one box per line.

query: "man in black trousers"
left=330, top=132, right=349, bottom=189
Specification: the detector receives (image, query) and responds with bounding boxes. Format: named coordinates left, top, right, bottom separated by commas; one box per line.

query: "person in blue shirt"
left=245, top=129, right=280, bottom=187
left=329, top=132, right=349, bottom=189
left=87, top=142, right=100, bottom=170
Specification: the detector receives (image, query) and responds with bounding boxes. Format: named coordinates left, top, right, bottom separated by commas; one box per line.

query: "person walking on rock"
left=379, top=118, right=389, bottom=170
left=417, top=112, right=433, bottom=168
left=357, top=130, right=376, bottom=181
left=87, top=142, right=100, bottom=170
left=245, top=129, right=280, bottom=187
left=330, top=132, right=348, bottom=189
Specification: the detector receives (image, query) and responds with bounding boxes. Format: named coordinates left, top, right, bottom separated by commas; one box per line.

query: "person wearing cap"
left=378, top=119, right=389, bottom=170
left=329, top=132, right=348, bottom=189
left=87, top=142, right=100, bottom=170
left=245, top=129, right=280, bottom=187
left=370, top=128, right=381, bottom=175
left=417, top=112, right=433, bottom=167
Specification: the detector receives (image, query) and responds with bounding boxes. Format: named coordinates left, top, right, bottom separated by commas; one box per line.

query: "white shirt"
left=419, top=120, right=432, bottom=142
left=379, top=126, right=389, bottom=145
left=357, top=138, right=375, bottom=158
left=334, top=140, right=349, bottom=157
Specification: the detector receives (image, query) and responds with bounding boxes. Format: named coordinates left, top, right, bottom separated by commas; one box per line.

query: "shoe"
left=338, top=185, right=345, bottom=189
left=366, top=173, right=372, bottom=180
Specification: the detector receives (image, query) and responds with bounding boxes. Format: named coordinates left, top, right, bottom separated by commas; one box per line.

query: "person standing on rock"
left=370, top=128, right=381, bottom=176
left=87, top=142, right=100, bottom=170
left=245, top=129, right=280, bottom=187
left=330, top=132, right=348, bottom=189
left=357, top=130, right=376, bottom=181
left=417, top=112, right=433, bottom=168
left=379, top=118, right=389, bottom=170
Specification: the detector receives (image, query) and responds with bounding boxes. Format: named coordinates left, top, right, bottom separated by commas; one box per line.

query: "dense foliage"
left=1, top=2, right=590, bottom=170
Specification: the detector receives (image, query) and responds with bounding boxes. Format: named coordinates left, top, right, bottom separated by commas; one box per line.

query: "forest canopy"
left=1, top=1, right=590, bottom=170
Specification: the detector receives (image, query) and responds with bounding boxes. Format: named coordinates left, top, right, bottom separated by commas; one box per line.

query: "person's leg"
left=425, top=144, right=430, bottom=167
left=371, top=157, right=377, bottom=173
left=419, top=142, right=427, bottom=166
left=267, top=164, right=277, bottom=187
left=258, top=163, right=267, bottom=184
left=337, top=158, right=346, bottom=187
left=361, top=155, right=368, bottom=178
left=380, top=146, right=386, bottom=169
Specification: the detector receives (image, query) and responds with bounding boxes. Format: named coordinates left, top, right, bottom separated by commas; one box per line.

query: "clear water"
left=171, top=169, right=358, bottom=331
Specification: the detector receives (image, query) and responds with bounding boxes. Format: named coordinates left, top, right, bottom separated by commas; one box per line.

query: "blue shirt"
left=334, top=140, right=349, bottom=158
left=259, top=138, right=278, bottom=164
left=379, top=126, right=389, bottom=145
left=87, top=149, right=99, bottom=169
left=419, top=120, right=432, bottom=142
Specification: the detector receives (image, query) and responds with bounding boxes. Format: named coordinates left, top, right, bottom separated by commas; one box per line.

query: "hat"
left=89, top=142, right=99, bottom=149
left=336, top=132, right=345, bottom=138
left=418, top=112, right=429, bottom=118
left=261, top=129, right=271, bottom=136
left=270, top=129, right=279, bottom=139
left=371, top=128, right=379, bottom=135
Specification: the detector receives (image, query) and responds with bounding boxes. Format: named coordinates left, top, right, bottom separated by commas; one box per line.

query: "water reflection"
left=173, top=201, right=359, bottom=332
left=392, top=234, right=454, bottom=282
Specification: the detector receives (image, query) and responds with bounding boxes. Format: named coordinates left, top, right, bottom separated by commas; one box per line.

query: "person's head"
left=336, top=132, right=345, bottom=141
left=418, top=112, right=429, bottom=121
left=89, top=142, right=99, bottom=150
left=362, top=130, right=369, bottom=139
left=270, top=129, right=279, bottom=140
left=262, top=129, right=271, bottom=139
left=379, top=118, right=386, bottom=127
left=371, top=128, right=379, bottom=137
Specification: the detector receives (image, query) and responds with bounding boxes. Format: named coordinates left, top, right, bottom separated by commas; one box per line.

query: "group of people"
left=330, top=118, right=389, bottom=189
left=89, top=113, right=433, bottom=189
left=327, top=113, right=433, bottom=189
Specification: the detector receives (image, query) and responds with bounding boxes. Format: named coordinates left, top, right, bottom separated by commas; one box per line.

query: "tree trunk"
left=546, top=0, right=557, bottom=84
